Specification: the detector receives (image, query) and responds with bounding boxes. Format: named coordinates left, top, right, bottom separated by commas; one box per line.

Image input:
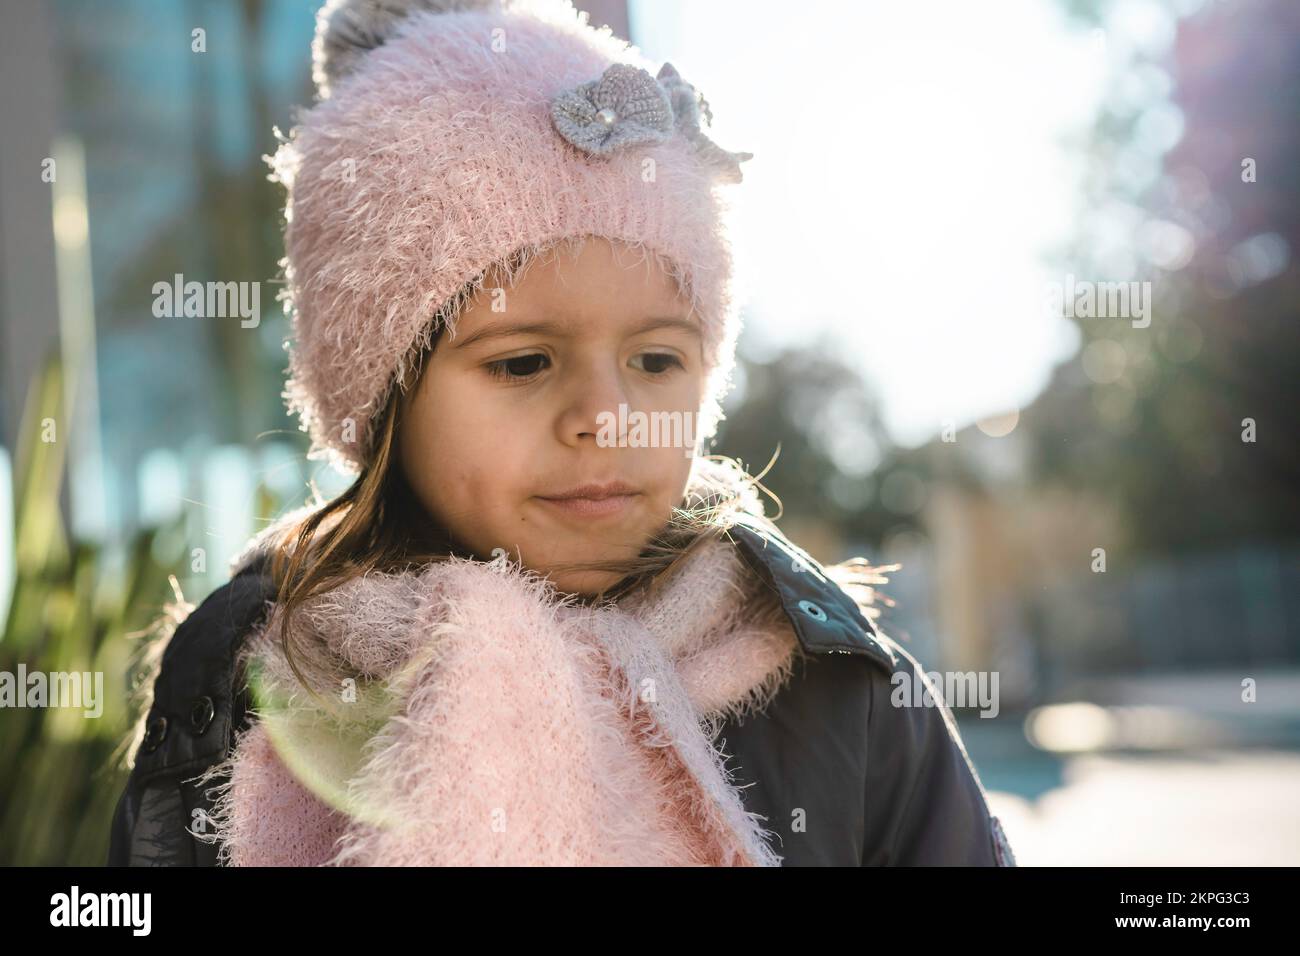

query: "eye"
left=631, top=352, right=684, bottom=375
left=485, top=352, right=550, bottom=382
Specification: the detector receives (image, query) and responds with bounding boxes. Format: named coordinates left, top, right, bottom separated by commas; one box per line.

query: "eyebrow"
left=448, top=316, right=701, bottom=350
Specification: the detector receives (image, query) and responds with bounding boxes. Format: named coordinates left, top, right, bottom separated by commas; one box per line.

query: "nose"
left=554, top=356, right=631, bottom=448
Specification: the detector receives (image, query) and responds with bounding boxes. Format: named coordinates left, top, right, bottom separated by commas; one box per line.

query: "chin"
left=545, top=567, right=625, bottom=599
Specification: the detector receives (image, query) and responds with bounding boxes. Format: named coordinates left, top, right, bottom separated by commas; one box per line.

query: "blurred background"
left=1, top=0, right=1297, bottom=865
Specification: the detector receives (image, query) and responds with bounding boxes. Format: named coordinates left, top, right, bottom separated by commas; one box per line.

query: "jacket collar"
left=724, top=513, right=896, bottom=672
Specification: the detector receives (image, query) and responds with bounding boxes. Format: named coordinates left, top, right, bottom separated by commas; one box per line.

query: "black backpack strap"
left=106, top=554, right=276, bottom=866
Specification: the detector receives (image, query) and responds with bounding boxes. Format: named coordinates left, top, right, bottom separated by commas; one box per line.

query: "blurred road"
left=983, top=749, right=1300, bottom=866
left=958, top=670, right=1300, bottom=866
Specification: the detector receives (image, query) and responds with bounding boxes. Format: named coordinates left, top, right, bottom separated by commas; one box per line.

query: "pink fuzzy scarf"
left=195, top=515, right=802, bottom=866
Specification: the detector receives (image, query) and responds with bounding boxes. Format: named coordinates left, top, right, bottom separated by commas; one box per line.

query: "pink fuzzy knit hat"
left=272, top=0, right=753, bottom=475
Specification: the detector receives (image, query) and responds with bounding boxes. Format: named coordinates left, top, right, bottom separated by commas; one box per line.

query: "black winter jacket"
left=106, top=517, right=1016, bottom=867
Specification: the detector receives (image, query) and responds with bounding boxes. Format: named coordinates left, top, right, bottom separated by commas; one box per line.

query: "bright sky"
left=629, top=0, right=1137, bottom=447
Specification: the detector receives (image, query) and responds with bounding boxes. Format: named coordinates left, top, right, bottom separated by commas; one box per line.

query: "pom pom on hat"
left=275, top=0, right=751, bottom=474
left=312, top=0, right=497, bottom=99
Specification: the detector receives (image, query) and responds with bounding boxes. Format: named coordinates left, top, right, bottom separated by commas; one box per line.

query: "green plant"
left=0, top=352, right=183, bottom=865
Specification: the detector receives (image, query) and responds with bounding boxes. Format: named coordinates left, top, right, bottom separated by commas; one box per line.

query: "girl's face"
left=398, top=238, right=706, bottom=596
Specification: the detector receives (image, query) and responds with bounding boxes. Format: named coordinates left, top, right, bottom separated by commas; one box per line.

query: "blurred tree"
left=712, top=336, right=900, bottom=547
left=1030, top=0, right=1300, bottom=554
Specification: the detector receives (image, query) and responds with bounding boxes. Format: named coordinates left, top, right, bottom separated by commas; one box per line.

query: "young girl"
left=107, top=0, right=1015, bottom=867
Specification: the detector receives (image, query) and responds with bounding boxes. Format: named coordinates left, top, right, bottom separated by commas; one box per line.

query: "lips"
left=535, top=481, right=641, bottom=519
left=538, top=480, right=639, bottom=501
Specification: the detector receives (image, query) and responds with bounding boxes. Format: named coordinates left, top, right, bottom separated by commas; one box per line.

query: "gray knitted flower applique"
left=654, top=62, right=754, bottom=183
left=550, top=61, right=753, bottom=182
left=550, top=62, right=675, bottom=156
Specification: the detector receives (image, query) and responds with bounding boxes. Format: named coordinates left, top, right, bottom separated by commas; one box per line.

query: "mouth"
left=534, top=481, right=642, bottom=519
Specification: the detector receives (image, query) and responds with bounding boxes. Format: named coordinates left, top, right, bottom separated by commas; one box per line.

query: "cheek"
left=638, top=441, right=696, bottom=511
left=402, top=377, right=533, bottom=512
left=411, top=418, right=494, bottom=501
